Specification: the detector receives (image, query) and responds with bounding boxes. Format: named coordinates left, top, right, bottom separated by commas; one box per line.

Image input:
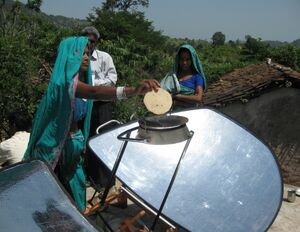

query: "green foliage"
left=265, top=40, right=290, bottom=48
left=113, top=96, right=148, bottom=122
left=0, top=35, right=43, bottom=139
left=201, top=44, right=242, bottom=63
left=212, top=32, right=226, bottom=46
left=102, top=0, right=149, bottom=11
left=266, top=39, right=300, bottom=49
left=30, top=19, right=76, bottom=62
left=269, top=45, right=299, bottom=69
left=244, top=35, right=270, bottom=60
left=198, top=43, right=252, bottom=83
left=88, top=9, right=164, bottom=49
left=292, top=39, right=300, bottom=48
left=203, top=61, right=252, bottom=85
left=26, top=0, right=42, bottom=12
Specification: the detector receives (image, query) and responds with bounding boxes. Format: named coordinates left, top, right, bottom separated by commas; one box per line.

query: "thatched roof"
left=204, top=61, right=300, bottom=107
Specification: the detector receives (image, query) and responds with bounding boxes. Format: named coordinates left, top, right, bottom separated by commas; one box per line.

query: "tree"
left=244, top=35, right=260, bottom=54
left=26, top=0, right=43, bottom=12
left=102, top=0, right=149, bottom=11
left=212, top=32, right=225, bottom=46
left=88, top=9, right=164, bottom=49
left=270, top=45, right=299, bottom=69
left=244, top=35, right=270, bottom=59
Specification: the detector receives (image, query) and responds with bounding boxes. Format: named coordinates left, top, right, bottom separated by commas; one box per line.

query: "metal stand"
left=85, top=137, right=131, bottom=217
left=98, top=126, right=194, bottom=231
left=100, top=131, right=131, bottom=205
left=150, top=131, right=194, bottom=231
left=87, top=120, right=122, bottom=206
left=97, top=126, right=145, bottom=207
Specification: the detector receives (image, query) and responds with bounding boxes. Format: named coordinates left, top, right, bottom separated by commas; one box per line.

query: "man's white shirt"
left=90, top=50, right=117, bottom=87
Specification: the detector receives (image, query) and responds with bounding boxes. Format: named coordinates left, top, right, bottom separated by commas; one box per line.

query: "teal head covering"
left=174, top=44, right=207, bottom=91
left=24, top=36, right=93, bottom=169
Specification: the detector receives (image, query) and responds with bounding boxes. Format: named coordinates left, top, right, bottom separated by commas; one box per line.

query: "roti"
left=143, top=88, right=172, bottom=115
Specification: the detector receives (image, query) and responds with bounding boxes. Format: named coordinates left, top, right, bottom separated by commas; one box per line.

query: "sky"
left=19, top=0, right=300, bottom=42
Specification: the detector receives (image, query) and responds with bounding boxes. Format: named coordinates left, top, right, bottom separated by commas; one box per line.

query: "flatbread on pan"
left=143, top=88, right=172, bottom=115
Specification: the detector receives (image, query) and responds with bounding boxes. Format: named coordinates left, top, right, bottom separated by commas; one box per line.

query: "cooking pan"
left=117, top=115, right=192, bottom=145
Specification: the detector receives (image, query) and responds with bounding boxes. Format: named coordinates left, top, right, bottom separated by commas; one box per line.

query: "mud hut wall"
left=218, top=88, right=300, bottom=185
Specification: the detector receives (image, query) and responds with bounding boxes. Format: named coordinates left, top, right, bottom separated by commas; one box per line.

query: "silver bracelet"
left=116, top=86, right=127, bottom=100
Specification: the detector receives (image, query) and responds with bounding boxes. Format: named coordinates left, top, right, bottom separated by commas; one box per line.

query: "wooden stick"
left=117, top=210, right=146, bottom=232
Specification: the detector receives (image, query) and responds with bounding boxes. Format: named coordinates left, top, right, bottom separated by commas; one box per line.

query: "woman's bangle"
left=116, top=86, right=127, bottom=100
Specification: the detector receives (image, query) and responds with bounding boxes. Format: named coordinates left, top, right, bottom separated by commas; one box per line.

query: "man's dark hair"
left=8, top=111, right=32, bottom=131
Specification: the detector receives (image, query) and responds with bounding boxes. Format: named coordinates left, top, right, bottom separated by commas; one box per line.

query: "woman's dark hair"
left=177, top=48, right=197, bottom=74
left=8, top=111, right=32, bottom=131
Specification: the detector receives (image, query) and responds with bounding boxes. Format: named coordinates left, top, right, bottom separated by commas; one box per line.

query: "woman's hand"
left=134, top=79, right=160, bottom=95
left=76, top=79, right=160, bottom=100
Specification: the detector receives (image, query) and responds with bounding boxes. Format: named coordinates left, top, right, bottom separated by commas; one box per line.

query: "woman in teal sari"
left=160, top=44, right=207, bottom=109
left=23, top=36, right=159, bottom=212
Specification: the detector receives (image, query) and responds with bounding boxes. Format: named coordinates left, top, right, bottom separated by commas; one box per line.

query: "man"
left=0, top=111, right=31, bottom=168
left=80, top=26, right=118, bottom=187
left=80, top=26, right=118, bottom=136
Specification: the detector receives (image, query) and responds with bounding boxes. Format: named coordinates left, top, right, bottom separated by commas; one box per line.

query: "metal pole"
left=151, top=131, right=194, bottom=231
left=100, top=132, right=130, bottom=204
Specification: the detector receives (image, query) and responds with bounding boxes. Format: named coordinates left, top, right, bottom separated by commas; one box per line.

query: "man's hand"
left=134, top=79, right=160, bottom=95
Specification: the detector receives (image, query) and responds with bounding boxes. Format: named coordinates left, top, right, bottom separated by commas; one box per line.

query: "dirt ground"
left=268, top=184, right=300, bottom=232
left=86, top=184, right=300, bottom=232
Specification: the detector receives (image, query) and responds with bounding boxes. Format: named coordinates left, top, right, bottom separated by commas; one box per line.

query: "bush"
left=0, top=35, right=43, bottom=139
left=269, top=45, right=299, bottom=69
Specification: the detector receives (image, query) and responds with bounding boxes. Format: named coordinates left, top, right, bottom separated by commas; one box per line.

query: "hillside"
left=266, top=39, right=300, bottom=48
left=292, top=39, right=300, bottom=48
left=43, top=14, right=88, bottom=28
left=4, top=0, right=300, bottom=46
left=3, top=0, right=89, bottom=28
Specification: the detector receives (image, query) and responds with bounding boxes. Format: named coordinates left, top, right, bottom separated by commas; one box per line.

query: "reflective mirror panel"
left=0, top=160, right=97, bottom=232
left=89, top=108, right=282, bottom=231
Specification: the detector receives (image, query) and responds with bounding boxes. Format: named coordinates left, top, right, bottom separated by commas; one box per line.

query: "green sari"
left=23, top=36, right=93, bottom=211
